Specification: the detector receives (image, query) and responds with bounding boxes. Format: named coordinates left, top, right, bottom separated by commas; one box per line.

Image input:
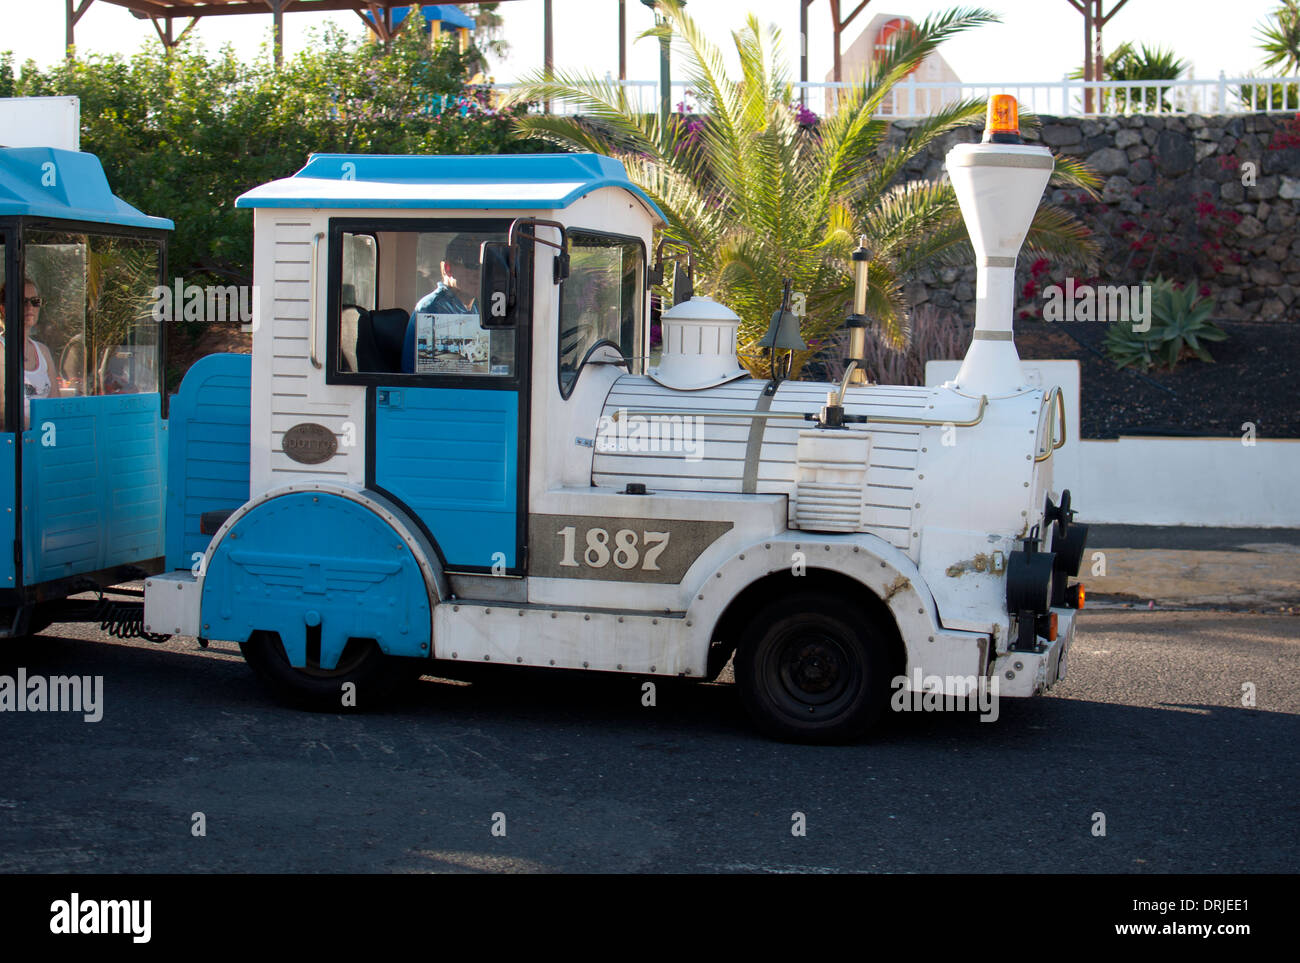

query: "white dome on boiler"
left=649, top=296, right=750, bottom=391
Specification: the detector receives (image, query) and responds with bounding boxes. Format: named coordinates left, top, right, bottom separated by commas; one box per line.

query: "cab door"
left=328, top=219, right=531, bottom=576
left=370, top=381, right=524, bottom=573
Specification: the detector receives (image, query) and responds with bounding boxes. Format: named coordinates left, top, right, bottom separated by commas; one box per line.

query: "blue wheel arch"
left=199, top=488, right=441, bottom=669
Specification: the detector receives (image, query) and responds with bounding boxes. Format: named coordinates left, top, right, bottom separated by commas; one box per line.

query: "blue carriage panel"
left=199, top=492, right=432, bottom=667
left=372, top=387, right=518, bottom=570
left=23, top=394, right=165, bottom=584
left=164, top=353, right=252, bottom=573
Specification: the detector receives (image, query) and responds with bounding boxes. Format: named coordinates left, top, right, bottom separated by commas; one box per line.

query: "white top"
left=25, top=342, right=51, bottom=399
left=1, top=337, right=55, bottom=424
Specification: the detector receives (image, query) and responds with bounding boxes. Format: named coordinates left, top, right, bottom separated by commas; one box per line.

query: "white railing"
left=491, top=72, right=1300, bottom=119
left=490, top=79, right=690, bottom=117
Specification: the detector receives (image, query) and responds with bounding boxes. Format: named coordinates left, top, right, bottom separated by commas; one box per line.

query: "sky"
left=0, top=0, right=1292, bottom=87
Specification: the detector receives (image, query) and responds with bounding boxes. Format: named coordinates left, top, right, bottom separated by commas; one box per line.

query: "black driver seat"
left=355, top=308, right=411, bottom=373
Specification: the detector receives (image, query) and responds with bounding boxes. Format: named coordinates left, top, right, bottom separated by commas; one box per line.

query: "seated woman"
left=0, top=277, right=60, bottom=427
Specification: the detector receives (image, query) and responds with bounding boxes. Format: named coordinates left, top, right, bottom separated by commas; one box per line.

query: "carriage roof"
left=0, top=147, right=173, bottom=230
left=234, top=151, right=665, bottom=224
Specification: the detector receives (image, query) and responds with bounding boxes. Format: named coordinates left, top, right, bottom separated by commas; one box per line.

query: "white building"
left=825, top=14, right=964, bottom=116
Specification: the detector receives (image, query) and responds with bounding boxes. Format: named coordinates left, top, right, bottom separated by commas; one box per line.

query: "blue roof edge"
left=234, top=152, right=667, bottom=223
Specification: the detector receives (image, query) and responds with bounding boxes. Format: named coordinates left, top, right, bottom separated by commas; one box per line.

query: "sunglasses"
left=24, top=296, right=43, bottom=308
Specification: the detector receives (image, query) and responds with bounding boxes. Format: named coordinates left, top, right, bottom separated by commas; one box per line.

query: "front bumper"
left=991, top=608, right=1076, bottom=697
left=143, top=571, right=202, bottom=638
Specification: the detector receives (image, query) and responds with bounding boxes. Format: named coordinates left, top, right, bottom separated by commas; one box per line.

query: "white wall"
left=0, top=97, right=80, bottom=150
left=926, top=359, right=1300, bottom=528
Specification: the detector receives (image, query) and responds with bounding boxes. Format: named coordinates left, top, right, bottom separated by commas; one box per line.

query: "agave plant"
left=505, top=1, right=1099, bottom=377
left=1104, top=277, right=1226, bottom=371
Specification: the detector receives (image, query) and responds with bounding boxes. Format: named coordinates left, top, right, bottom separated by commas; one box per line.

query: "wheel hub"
left=779, top=635, right=849, bottom=706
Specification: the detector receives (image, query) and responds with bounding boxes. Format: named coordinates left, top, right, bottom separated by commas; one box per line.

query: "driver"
left=415, top=233, right=483, bottom=315
left=403, top=233, right=485, bottom=372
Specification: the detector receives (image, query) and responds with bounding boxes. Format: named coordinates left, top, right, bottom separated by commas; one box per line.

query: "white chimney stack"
left=944, top=132, right=1053, bottom=397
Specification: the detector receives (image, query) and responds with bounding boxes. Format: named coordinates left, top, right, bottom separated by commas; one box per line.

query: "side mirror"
left=479, top=241, right=516, bottom=328
left=650, top=239, right=694, bottom=303
left=671, top=260, right=694, bottom=305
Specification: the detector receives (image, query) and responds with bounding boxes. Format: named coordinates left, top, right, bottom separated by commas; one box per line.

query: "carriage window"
left=559, top=232, right=643, bottom=395
left=333, top=225, right=513, bottom=378
left=16, top=233, right=161, bottom=414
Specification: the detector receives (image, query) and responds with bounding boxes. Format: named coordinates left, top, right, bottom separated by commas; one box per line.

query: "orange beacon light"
left=984, top=94, right=1022, bottom=144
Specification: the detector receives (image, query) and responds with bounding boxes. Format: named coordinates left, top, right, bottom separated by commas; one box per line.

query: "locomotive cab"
left=0, top=145, right=171, bottom=637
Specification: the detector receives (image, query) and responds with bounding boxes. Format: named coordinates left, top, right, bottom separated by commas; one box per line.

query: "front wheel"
left=735, top=593, right=890, bottom=743
left=239, top=631, right=417, bottom=712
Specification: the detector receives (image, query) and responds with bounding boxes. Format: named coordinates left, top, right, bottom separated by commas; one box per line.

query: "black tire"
left=735, top=592, right=891, bottom=743
left=239, top=630, right=418, bottom=712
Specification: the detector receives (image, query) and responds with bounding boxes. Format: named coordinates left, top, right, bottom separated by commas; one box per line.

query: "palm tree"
left=1258, top=0, right=1300, bottom=73
left=1248, top=0, right=1300, bottom=109
left=505, top=2, right=1100, bottom=376
left=1072, top=41, right=1189, bottom=112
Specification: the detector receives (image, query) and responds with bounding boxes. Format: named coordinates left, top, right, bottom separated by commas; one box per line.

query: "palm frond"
left=1023, top=204, right=1101, bottom=270
left=813, top=9, right=1000, bottom=208
left=504, top=68, right=664, bottom=153
left=511, top=114, right=616, bottom=155
left=860, top=180, right=962, bottom=260
left=856, top=97, right=986, bottom=199
left=1050, top=153, right=1103, bottom=197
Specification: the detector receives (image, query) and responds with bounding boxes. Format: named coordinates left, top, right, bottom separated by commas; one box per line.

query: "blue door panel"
left=23, top=393, right=166, bottom=584
left=373, top=387, right=518, bottom=570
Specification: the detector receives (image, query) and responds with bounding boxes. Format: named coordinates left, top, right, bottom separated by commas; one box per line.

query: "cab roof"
left=0, top=147, right=173, bottom=231
left=235, top=152, right=666, bottom=225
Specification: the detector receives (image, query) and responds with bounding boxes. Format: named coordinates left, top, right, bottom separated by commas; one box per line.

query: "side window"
left=21, top=233, right=161, bottom=415
left=558, top=232, right=643, bottom=396
left=341, top=233, right=377, bottom=311
left=332, top=224, right=513, bottom=378
left=339, top=233, right=377, bottom=373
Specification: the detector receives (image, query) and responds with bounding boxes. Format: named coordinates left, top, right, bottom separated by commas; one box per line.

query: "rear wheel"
left=735, top=593, right=890, bottom=743
left=239, top=631, right=417, bottom=711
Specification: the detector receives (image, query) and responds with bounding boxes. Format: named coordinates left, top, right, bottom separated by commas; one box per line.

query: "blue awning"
left=0, top=148, right=173, bottom=231
left=365, top=4, right=476, bottom=32
left=235, top=152, right=666, bottom=224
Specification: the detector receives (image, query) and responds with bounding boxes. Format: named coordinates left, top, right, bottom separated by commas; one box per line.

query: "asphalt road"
left=1, top=610, right=1296, bottom=874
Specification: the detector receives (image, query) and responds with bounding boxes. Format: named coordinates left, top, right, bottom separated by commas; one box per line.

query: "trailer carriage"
left=145, top=121, right=1087, bottom=741
left=0, top=145, right=171, bottom=638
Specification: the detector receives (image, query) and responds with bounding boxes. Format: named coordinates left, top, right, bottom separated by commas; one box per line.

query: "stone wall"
left=887, top=112, right=1300, bottom=322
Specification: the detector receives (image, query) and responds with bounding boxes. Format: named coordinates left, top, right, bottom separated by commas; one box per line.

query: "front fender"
left=198, top=484, right=445, bottom=668
left=690, top=532, right=990, bottom=681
